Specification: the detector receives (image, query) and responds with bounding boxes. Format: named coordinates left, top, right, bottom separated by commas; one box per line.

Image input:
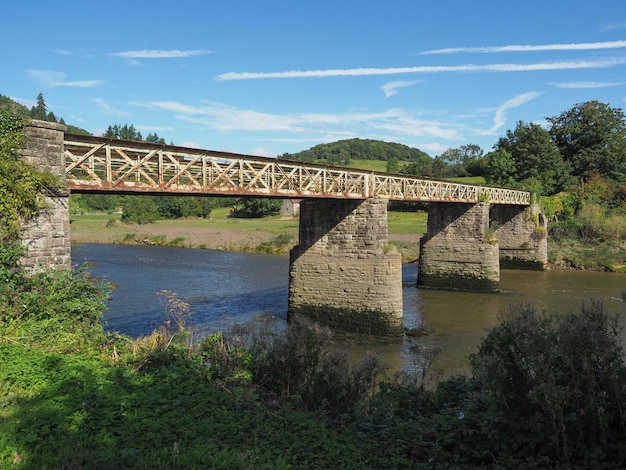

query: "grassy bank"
left=2, top=287, right=625, bottom=468
left=70, top=208, right=426, bottom=261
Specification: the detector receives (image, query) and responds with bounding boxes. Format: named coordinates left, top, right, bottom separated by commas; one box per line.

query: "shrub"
left=247, top=315, right=387, bottom=413
left=469, top=302, right=626, bottom=464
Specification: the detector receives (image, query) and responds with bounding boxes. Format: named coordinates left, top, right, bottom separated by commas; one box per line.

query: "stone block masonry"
left=19, top=120, right=71, bottom=271
left=289, top=198, right=404, bottom=336
left=418, top=202, right=500, bottom=292
left=491, top=203, right=548, bottom=270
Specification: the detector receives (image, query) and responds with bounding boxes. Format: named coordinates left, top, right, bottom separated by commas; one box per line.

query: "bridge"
left=21, top=120, right=547, bottom=336
left=63, top=133, right=530, bottom=205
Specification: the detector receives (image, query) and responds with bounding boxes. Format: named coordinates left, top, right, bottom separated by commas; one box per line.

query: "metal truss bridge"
left=64, top=134, right=530, bottom=205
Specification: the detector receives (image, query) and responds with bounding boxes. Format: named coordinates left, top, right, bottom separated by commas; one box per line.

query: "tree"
left=237, top=198, right=282, bottom=218
left=103, top=124, right=143, bottom=141
left=495, top=121, right=571, bottom=195
left=386, top=157, right=400, bottom=173
left=547, top=101, right=626, bottom=185
left=30, top=92, right=48, bottom=121
left=146, top=133, right=166, bottom=144
left=121, top=196, right=159, bottom=224
left=438, top=144, right=485, bottom=177
left=484, top=148, right=517, bottom=187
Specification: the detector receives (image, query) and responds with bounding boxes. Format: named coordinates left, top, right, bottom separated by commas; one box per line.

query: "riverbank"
left=70, top=208, right=425, bottom=262
left=69, top=209, right=626, bottom=271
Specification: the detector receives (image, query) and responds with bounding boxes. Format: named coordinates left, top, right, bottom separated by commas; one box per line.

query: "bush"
left=469, top=302, right=626, bottom=464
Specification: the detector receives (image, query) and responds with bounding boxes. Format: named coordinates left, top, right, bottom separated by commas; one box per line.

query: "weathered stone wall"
left=19, top=120, right=71, bottom=271
left=289, top=198, right=404, bottom=336
left=417, top=202, right=500, bottom=292
left=491, top=203, right=548, bottom=270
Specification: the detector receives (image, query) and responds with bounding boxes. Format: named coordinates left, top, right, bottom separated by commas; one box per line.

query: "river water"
left=72, top=243, right=626, bottom=377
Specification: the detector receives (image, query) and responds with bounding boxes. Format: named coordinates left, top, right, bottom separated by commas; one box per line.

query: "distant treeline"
left=280, top=138, right=431, bottom=165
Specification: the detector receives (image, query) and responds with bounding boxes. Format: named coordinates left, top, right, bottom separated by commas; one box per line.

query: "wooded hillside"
left=280, top=138, right=430, bottom=165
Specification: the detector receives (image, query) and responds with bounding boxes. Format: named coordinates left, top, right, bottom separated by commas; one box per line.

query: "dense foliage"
left=281, top=138, right=431, bottom=166
left=234, top=197, right=283, bottom=218
left=0, top=111, right=60, bottom=237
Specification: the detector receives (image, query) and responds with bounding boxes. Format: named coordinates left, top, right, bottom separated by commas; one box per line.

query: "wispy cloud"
left=93, top=98, right=131, bottom=116
left=381, top=80, right=422, bottom=98
left=550, top=81, right=626, bottom=89
left=479, top=92, right=542, bottom=135
left=599, top=21, right=626, bottom=32
left=27, top=69, right=103, bottom=88
left=111, top=49, right=214, bottom=59
left=421, top=40, right=626, bottom=54
left=216, top=57, right=626, bottom=80
left=133, top=100, right=459, bottom=143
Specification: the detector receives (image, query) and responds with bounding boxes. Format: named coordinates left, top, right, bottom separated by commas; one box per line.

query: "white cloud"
left=27, top=69, right=103, bottom=88
left=111, top=49, right=213, bottom=59
left=381, top=80, right=422, bottom=98
left=215, top=57, right=626, bottom=80
left=136, top=125, right=175, bottom=133
left=180, top=141, right=201, bottom=149
left=93, top=98, right=131, bottom=116
left=134, top=99, right=460, bottom=145
left=421, top=40, right=626, bottom=54
left=479, top=92, right=542, bottom=135
left=599, top=22, right=626, bottom=32
left=551, top=81, right=626, bottom=89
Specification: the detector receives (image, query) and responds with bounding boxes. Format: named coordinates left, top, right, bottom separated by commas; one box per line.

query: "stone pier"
left=288, top=198, right=404, bottom=336
left=417, top=202, right=500, bottom=292
left=19, top=120, right=71, bottom=271
left=491, top=203, right=548, bottom=270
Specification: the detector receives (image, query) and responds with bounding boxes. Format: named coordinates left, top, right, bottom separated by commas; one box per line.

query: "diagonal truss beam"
left=63, top=134, right=531, bottom=205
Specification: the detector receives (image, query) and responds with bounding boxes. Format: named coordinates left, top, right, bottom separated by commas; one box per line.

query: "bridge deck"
left=64, top=134, right=530, bottom=205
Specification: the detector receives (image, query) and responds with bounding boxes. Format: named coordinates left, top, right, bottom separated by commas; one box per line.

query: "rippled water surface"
left=73, top=244, right=626, bottom=376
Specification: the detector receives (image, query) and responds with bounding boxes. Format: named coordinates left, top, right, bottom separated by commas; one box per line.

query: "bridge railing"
left=64, top=134, right=530, bottom=205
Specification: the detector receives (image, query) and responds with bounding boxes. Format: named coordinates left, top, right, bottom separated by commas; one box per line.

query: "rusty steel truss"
left=64, top=134, right=530, bottom=205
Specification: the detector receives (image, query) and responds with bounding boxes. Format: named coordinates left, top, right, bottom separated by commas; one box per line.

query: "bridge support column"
left=491, top=203, right=548, bottom=270
left=418, top=202, right=500, bottom=292
left=288, top=198, right=403, bottom=336
left=19, top=120, right=71, bottom=271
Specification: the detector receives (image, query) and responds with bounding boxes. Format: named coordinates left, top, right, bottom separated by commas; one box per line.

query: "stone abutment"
left=19, top=120, right=71, bottom=271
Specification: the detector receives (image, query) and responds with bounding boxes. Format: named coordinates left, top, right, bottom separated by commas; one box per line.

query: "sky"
left=3, top=0, right=626, bottom=158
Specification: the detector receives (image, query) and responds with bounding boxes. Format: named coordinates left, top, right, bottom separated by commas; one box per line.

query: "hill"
left=0, top=93, right=90, bottom=135
left=280, top=138, right=431, bottom=166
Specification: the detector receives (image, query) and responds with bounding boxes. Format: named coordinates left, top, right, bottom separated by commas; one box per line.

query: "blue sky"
left=3, top=1, right=626, bottom=157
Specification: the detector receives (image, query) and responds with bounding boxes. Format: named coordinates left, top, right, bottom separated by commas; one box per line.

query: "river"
left=72, top=243, right=626, bottom=377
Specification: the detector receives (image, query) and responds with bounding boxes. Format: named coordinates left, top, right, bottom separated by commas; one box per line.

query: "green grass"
left=0, top=343, right=380, bottom=469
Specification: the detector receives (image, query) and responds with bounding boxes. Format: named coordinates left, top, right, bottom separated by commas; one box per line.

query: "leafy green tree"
left=401, top=153, right=435, bottom=177
left=386, top=157, right=400, bottom=173
left=237, top=198, right=282, bottom=218
left=484, top=148, right=517, bottom=187
left=121, top=196, right=159, bottom=224
left=495, top=121, right=571, bottom=195
left=547, top=101, right=626, bottom=185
